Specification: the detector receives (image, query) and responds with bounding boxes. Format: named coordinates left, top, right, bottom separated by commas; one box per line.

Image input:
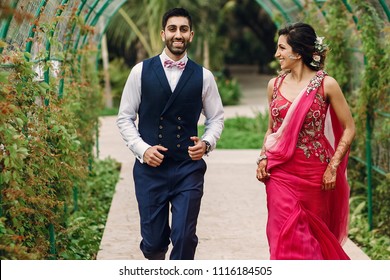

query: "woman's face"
left=274, top=35, right=300, bottom=70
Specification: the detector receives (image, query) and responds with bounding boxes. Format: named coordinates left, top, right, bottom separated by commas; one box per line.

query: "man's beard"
left=166, top=40, right=189, bottom=55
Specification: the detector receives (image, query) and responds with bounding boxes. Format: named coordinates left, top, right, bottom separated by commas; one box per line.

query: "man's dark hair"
left=162, top=8, right=192, bottom=30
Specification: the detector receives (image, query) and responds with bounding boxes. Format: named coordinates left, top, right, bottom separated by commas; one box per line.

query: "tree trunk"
left=203, top=38, right=210, bottom=69
left=101, top=31, right=113, bottom=109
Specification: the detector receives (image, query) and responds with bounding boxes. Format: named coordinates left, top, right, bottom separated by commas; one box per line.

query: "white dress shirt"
left=117, top=50, right=224, bottom=163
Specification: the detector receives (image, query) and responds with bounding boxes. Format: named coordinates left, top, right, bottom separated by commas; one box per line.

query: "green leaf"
left=0, top=71, right=9, bottom=83
left=17, top=147, right=28, bottom=157
left=40, top=82, right=50, bottom=90
left=15, top=118, right=24, bottom=127
left=24, top=52, right=32, bottom=59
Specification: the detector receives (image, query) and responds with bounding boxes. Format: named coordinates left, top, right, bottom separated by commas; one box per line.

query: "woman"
left=256, top=23, right=355, bottom=260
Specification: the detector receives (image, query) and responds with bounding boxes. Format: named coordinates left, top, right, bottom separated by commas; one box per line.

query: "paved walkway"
left=96, top=65, right=369, bottom=260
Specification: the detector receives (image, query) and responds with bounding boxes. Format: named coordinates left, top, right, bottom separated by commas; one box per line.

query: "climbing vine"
left=0, top=3, right=109, bottom=259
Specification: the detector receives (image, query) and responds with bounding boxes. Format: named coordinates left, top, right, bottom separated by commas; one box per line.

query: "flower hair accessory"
left=310, top=36, right=328, bottom=68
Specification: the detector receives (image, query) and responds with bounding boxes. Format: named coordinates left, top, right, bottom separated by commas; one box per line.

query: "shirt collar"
left=160, top=49, right=188, bottom=65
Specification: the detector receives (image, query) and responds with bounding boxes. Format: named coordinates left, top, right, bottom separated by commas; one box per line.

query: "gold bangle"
left=256, top=154, right=268, bottom=165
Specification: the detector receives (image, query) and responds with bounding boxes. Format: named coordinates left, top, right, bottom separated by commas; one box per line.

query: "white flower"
left=0, top=143, right=5, bottom=156
left=314, top=36, right=328, bottom=53
left=313, top=55, right=321, bottom=62
left=316, top=37, right=324, bottom=45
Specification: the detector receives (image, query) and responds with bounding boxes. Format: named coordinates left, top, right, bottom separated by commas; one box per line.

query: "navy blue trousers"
left=133, top=157, right=207, bottom=260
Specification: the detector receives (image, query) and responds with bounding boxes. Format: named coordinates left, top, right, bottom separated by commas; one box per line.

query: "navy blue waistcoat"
left=139, top=56, right=203, bottom=161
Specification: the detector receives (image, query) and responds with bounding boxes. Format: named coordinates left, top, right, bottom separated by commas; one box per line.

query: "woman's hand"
left=256, top=160, right=270, bottom=183
left=322, top=164, right=337, bottom=190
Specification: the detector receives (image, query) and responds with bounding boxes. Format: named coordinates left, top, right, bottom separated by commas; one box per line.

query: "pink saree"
left=264, top=70, right=350, bottom=260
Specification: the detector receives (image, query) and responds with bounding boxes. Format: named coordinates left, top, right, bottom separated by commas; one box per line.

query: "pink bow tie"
left=164, top=59, right=186, bottom=70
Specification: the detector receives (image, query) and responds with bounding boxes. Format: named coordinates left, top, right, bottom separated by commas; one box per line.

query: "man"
left=117, top=7, right=224, bottom=260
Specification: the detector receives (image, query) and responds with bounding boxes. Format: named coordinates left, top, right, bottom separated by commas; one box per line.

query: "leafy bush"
left=349, top=196, right=390, bottom=260
left=214, top=71, right=242, bottom=106
left=105, top=57, right=131, bottom=109
left=0, top=49, right=89, bottom=259
left=199, top=112, right=268, bottom=149
left=57, top=158, right=120, bottom=260
left=0, top=5, right=105, bottom=259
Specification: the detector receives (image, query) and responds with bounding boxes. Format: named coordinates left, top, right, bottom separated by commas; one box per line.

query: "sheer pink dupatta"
left=264, top=70, right=350, bottom=244
left=324, top=107, right=350, bottom=244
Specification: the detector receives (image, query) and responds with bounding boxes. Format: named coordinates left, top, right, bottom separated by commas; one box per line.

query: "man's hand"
left=188, top=136, right=206, bottom=160
left=143, top=145, right=168, bottom=167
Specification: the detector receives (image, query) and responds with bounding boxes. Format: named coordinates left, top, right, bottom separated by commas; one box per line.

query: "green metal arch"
left=269, top=0, right=293, bottom=23
left=0, top=0, right=19, bottom=53
left=379, top=0, right=390, bottom=21
left=73, top=0, right=100, bottom=51
left=79, top=0, right=113, bottom=50
left=254, top=0, right=389, bottom=25
left=44, top=0, right=69, bottom=85
left=25, top=0, right=49, bottom=56
left=63, top=0, right=88, bottom=53
left=254, top=0, right=296, bottom=25
left=2, top=0, right=389, bottom=60
left=96, top=2, right=128, bottom=53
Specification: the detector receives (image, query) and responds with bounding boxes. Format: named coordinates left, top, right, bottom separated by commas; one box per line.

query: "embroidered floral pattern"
left=270, top=71, right=330, bottom=162
left=306, top=70, right=327, bottom=95
left=296, top=90, right=329, bottom=162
